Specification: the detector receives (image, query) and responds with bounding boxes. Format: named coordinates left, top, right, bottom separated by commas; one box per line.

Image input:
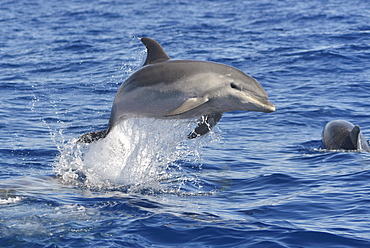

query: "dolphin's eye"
left=230, top=82, right=242, bottom=91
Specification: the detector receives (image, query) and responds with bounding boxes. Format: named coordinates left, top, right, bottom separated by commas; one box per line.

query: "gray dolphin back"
left=78, top=38, right=170, bottom=143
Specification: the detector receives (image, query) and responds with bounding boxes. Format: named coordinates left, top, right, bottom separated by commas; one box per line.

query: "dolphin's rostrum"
left=78, top=38, right=275, bottom=143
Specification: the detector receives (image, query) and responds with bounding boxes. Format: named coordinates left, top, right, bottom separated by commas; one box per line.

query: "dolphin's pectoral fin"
left=164, top=96, right=209, bottom=117
left=188, top=112, right=223, bottom=139
left=341, top=125, right=361, bottom=150
left=77, top=130, right=108, bottom=143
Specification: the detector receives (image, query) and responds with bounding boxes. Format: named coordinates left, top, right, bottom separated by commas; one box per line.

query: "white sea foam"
left=0, top=196, right=23, bottom=205
left=54, top=118, right=213, bottom=192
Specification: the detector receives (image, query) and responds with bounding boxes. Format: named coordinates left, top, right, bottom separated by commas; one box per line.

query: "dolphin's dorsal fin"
left=141, top=38, right=170, bottom=66
left=164, top=96, right=209, bottom=117
left=349, top=125, right=361, bottom=148
left=341, top=125, right=360, bottom=150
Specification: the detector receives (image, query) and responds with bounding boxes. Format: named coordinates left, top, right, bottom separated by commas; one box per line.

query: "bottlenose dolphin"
left=78, top=38, right=275, bottom=143
left=322, top=120, right=370, bottom=151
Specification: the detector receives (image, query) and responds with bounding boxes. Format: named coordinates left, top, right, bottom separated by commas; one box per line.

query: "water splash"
left=0, top=196, right=23, bottom=205
left=54, top=118, right=215, bottom=193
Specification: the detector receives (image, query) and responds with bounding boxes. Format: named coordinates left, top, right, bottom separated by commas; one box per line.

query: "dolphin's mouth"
left=262, top=101, right=275, bottom=113
left=244, top=93, right=275, bottom=113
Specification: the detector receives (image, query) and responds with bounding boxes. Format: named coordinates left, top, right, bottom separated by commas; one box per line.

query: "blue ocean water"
left=1, top=0, right=370, bottom=247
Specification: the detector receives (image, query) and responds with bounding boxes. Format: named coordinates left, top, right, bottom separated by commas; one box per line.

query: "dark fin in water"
left=77, top=130, right=108, bottom=143
left=341, top=125, right=360, bottom=150
left=188, top=112, right=223, bottom=139
left=141, top=38, right=170, bottom=66
left=349, top=125, right=361, bottom=149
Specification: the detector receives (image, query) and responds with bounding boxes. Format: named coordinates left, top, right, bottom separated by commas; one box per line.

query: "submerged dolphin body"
left=79, top=38, right=275, bottom=143
left=322, top=120, right=370, bottom=151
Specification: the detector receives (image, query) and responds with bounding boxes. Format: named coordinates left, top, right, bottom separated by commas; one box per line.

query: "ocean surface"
left=1, top=0, right=370, bottom=247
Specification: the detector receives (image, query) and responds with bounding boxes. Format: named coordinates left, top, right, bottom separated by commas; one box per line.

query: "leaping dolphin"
left=78, top=38, right=275, bottom=143
left=322, top=120, right=370, bottom=151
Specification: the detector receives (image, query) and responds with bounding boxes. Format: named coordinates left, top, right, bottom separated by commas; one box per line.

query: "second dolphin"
left=322, top=120, right=370, bottom=152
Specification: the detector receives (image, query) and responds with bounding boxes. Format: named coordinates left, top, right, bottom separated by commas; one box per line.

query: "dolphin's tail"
left=77, top=130, right=108, bottom=143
